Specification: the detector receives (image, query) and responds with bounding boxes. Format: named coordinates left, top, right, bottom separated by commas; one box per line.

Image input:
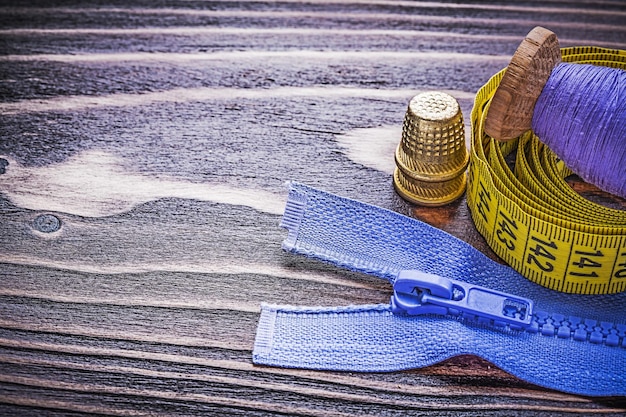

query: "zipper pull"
left=391, top=270, right=534, bottom=328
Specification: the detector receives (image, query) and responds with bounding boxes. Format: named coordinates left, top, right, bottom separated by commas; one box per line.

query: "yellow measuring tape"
left=467, top=46, right=626, bottom=295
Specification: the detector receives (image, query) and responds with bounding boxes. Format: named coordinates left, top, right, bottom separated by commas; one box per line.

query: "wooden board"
left=1, top=1, right=626, bottom=415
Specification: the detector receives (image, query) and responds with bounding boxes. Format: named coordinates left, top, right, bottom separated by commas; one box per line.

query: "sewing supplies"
left=252, top=29, right=626, bottom=396
left=468, top=29, right=626, bottom=294
left=485, top=26, right=626, bottom=199
left=253, top=182, right=626, bottom=396
left=393, top=92, right=469, bottom=206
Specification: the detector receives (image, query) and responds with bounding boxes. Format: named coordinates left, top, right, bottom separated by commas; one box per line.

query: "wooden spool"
left=484, top=26, right=562, bottom=141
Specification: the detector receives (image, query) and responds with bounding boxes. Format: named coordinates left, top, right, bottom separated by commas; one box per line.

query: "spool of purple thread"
left=531, top=63, right=626, bottom=199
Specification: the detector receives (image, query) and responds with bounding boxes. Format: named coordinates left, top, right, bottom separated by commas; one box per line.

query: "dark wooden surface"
left=1, top=1, right=626, bottom=415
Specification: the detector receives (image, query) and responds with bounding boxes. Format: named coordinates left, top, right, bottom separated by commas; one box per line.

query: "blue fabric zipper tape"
left=253, top=182, right=626, bottom=397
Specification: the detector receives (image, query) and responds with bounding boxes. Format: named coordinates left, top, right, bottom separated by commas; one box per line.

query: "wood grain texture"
left=484, top=25, right=561, bottom=140
left=1, top=0, right=626, bottom=415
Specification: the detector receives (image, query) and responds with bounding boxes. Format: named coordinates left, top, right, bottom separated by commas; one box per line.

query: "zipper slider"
left=391, top=270, right=534, bottom=328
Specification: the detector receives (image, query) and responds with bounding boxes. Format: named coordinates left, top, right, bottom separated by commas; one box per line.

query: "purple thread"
left=531, top=63, right=626, bottom=199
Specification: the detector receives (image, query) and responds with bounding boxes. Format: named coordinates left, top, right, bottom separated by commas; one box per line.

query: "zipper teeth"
left=445, top=309, right=626, bottom=348
left=527, top=310, right=626, bottom=348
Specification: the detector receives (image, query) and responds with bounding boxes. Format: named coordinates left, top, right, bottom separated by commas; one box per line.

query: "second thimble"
left=393, top=91, right=469, bottom=206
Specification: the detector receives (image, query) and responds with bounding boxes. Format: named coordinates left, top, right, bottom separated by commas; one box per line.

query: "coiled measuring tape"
left=467, top=46, right=626, bottom=295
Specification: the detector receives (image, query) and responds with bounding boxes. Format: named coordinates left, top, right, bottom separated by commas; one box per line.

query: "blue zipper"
left=253, top=182, right=626, bottom=396
left=391, top=269, right=626, bottom=348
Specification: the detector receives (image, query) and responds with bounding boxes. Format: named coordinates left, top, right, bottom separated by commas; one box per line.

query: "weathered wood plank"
left=1, top=0, right=625, bottom=415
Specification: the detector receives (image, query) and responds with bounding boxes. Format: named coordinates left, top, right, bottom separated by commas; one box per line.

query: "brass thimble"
left=393, top=92, right=469, bottom=206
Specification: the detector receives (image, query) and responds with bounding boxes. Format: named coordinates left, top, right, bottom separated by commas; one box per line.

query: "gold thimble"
left=393, top=92, right=469, bottom=206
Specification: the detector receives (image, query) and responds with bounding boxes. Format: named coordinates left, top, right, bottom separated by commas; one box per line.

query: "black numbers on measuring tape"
left=569, top=250, right=603, bottom=278
left=526, top=236, right=557, bottom=273
left=614, top=252, right=626, bottom=279
left=476, top=181, right=492, bottom=223
left=496, top=210, right=518, bottom=251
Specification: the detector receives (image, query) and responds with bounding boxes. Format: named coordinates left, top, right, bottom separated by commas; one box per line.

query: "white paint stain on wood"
left=0, top=50, right=511, bottom=63
left=2, top=27, right=623, bottom=49
left=0, top=254, right=382, bottom=290
left=0, top=151, right=286, bottom=217
left=336, top=126, right=401, bottom=174
left=1, top=7, right=624, bottom=30
left=0, top=87, right=475, bottom=115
